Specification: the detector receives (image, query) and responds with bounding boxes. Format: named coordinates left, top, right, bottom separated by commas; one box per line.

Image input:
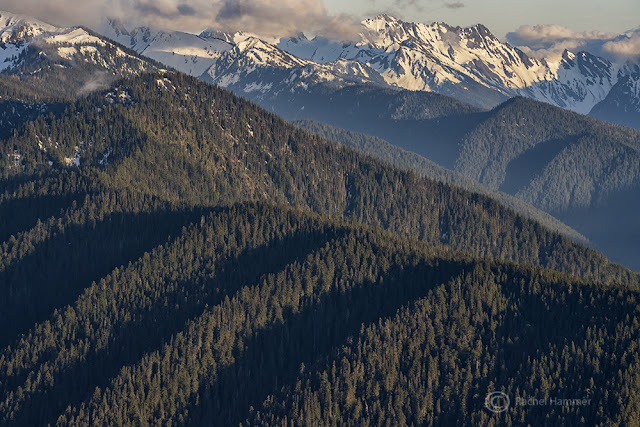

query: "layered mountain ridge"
left=1, top=10, right=637, bottom=269
left=1, top=11, right=637, bottom=124
left=0, top=11, right=160, bottom=100
left=3, top=9, right=640, bottom=424
left=91, top=14, right=638, bottom=121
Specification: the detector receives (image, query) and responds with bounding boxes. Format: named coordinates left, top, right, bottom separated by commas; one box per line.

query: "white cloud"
left=506, top=24, right=620, bottom=60
left=603, top=32, right=640, bottom=60
left=1, top=0, right=361, bottom=40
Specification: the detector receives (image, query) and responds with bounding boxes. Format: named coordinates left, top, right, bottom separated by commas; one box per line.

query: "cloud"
left=444, top=2, right=465, bottom=9
left=603, top=32, right=640, bottom=60
left=213, top=0, right=360, bottom=39
left=506, top=24, right=640, bottom=61
left=1, top=0, right=361, bottom=40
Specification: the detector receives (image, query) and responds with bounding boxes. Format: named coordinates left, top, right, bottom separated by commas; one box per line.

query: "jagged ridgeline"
left=1, top=73, right=636, bottom=286
left=0, top=202, right=639, bottom=426
left=0, top=27, right=163, bottom=102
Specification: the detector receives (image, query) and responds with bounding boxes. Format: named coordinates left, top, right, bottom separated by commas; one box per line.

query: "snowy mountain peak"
left=468, top=24, right=495, bottom=39
left=0, top=10, right=58, bottom=42
left=1, top=10, right=636, bottom=121
left=268, top=15, right=629, bottom=113
left=562, top=50, right=576, bottom=61
left=236, top=37, right=270, bottom=52
left=98, top=18, right=233, bottom=77
left=230, top=37, right=310, bottom=69
left=199, top=29, right=280, bottom=46
left=0, top=11, right=159, bottom=97
left=0, top=12, right=150, bottom=75
left=363, top=14, right=402, bottom=31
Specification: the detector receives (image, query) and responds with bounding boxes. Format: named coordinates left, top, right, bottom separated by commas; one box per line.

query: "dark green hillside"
left=456, top=97, right=640, bottom=204
left=1, top=73, right=635, bottom=286
left=0, top=100, right=66, bottom=140
left=455, top=97, right=640, bottom=269
left=232, top=80, right=640, bottom=270
left=295, top=119, right=585, bottom=242
left=1, top=70, right=640, bottom=426
left=0, top=202, right=638, bottom=426
left=247, top=254, right=640, bottom=427
left=248, top=83, right=485, bottom=168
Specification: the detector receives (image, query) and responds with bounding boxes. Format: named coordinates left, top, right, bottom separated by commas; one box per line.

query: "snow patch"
left=57, top=46, right=77, bottom=59
left=0, top=42, right=25, bottom=71
left=64, top=146, right=81, bottom=167
left=156, top=77, right=176, bottom=91
left=44, top=28, right=104, bottom=46
left=243, top=82, right=273, bottom=93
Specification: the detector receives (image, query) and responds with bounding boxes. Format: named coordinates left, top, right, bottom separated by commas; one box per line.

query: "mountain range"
left=99, top=14, right=640, bottom=128
left=0, top=9, right=639, bottom=270
left=1, top=66, right=640, bottom=427
left=3, top=8, right=640, bottom=426
left=1, top=10, right=638, bottom=128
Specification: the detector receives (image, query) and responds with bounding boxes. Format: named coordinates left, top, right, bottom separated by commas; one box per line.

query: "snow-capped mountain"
left=0, top=11, right=64, bottom=72
left=98, top=20, right=234, bottom=77
left=590, top=63, right=640, bottom=128
left=0, top=10, right=158, bottom=98
left=2, top=10, right=638, bottom=124
left=86, top=14, right=638, bottom=118
left=203, top=37, right=387, bottom=98
left=270, top=15, right=624, bottom=114
left=520, top=50, right=617, bottom=114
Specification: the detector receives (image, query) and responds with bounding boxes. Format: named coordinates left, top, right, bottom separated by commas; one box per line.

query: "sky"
left=324, top=0, right=640, bottom=39
left=2, top=0, right=639, bottom=59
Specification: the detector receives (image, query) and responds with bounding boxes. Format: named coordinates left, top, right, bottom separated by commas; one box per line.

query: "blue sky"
left=324, top=0, right=639, bottom=39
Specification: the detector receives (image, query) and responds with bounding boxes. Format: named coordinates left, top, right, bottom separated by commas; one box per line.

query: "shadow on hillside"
left=0, top=207, right=208, bottom=348
left=189, top=262, right=631, bottom=425
left=0, top=193, right=82, bottom=242
left=184, top=258, right=468, bottom=426
left=3, top=226, right=342, bottom=426
left=501, top=135, right=582, bottom=194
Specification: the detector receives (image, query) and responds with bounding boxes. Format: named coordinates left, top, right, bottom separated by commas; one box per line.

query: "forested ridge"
left=1, top=73, right=633, bottom=284
left=1, top=71, right=640, bottom=425
left=2, top=202, right=640, bottom=426
left=294, top=119, right=585, bottom=241
left=242, top=80, right=640, bottom=270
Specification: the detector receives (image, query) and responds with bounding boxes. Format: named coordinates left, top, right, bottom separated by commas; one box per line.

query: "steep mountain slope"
left=0, top=10, right=161, bottom=100
left=98, top=19, right=234, bottom=77
left=1, top=72, right=634, bottom=285
left=590, top=63, right=640, bottom=129
left=2, top=202, right=640, bottom=426
left=295, top=119, right=585, bottom=242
